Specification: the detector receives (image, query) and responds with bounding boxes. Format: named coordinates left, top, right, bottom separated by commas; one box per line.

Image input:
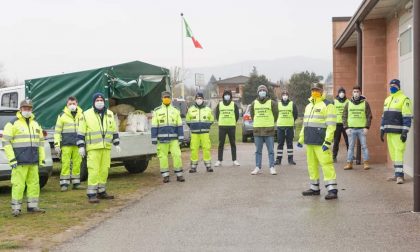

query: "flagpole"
left=180, top=13, right=185, bottom=99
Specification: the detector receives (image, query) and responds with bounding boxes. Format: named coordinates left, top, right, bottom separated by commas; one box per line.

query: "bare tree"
left=0, top=64, right=8, bottom=88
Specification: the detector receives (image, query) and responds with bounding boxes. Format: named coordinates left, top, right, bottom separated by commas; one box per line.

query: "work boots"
left=60, top=186, right=68, bottom=192
left=88, top=196, right=100, bottom=204
left=288, top=157, right=296, bottom=165
left=344, top=162, right=353, bottom=170
left=177, top=176, right=185, bottom=182
left=163, top=176, right=170, bottom=183
left=12, top=209, right=21, bottom=217
left=206, top=167, right=214, bottom=172
left=325, top=190, right=338, bottom=200
left=275, top=158, right=281, bottom=165
left=363, top=161, right=371, bottom=170
left=302, top=189, right=320, bottom=196
left=73, top=184, right=85, bottom=190
left=27, top=207, right=46, bottom=214
left=189, top=168, right=197, bottom=173
left=97, top=192, right=114, bottom=200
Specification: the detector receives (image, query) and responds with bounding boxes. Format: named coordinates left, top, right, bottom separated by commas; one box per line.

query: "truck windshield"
left=0, top=112, right=18, bottom=130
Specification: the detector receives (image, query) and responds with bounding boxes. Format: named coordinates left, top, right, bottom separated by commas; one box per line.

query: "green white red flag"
left=183, top=17, right=203, bottom=49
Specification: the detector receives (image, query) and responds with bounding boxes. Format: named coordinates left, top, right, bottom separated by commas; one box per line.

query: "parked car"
left=0, top=107, right=53, bottom=188
left=242, top=105, right=253, bottom=142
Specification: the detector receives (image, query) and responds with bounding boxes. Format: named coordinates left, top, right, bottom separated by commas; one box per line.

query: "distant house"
left=214, top=75, right=281, bottom=103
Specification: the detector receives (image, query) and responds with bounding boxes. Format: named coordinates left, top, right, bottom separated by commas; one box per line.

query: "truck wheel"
left=80, top=158, right=88, bottom=182
left=39, top=176, right=49, bottom=189
left=124, top=159, right=149, bottom=174
left=242, top=134, right=247, bottom=143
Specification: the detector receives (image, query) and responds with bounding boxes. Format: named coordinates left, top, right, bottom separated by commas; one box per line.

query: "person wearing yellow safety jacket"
left=186, top=91, right=214, bottom=173
left=342, top=86, right=373, bottom=170
left=250, top=85, right=279, bottom=175
left=214, top=89, right=240, bottom=167
left=151, top=91, right=185, bottom=183
left=275, top=90, right=298, bottom=166
left=54, top=96, right=84, bottom=192
left=297, top=83, right=338, bottom=200
left=77, top=93, right=121, bottom=203
left=381, top=79, right=412, bottom=184
left=332, top=87, right=349, bottom=163
left=2, top=99, right=46, bottom=217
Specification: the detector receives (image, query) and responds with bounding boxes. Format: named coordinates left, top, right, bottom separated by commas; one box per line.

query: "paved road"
left=55, top=143, right=420, bottom=251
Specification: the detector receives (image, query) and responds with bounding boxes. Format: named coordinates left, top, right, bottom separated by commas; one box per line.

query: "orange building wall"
left=362, top=18, right=388, bottom=163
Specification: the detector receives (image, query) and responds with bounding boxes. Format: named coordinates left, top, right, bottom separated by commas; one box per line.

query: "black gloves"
left=401, top=131, right=408, bottom=143
left=380, top=129, right=385, bottom=142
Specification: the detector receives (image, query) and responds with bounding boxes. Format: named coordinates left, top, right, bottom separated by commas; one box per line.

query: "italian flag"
left=183, top=17, right=203, bottom=49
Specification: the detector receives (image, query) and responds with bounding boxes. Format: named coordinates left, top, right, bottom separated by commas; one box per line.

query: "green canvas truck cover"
left=25, top=61, right=170, bottom=129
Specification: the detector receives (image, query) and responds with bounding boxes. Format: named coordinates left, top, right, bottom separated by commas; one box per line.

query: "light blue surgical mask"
left=390, top=86, right=399, bottom=94
left=258, top=91, right=267, bottom=98
left=223, top=95, right=230, bottom=101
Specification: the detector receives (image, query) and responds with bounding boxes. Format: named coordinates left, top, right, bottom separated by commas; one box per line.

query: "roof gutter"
left=334, top=0, right=380, bottom=49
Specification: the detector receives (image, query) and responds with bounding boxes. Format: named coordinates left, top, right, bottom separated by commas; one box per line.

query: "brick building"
left=332, top=0, right=415, bottom=175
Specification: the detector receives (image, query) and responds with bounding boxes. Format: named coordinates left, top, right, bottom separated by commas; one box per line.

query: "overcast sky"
left=0, top=0, right=362, bottom=82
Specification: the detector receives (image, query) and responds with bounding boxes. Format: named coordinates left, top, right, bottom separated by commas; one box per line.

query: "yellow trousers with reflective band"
left=190, top=133, right=211, bottom=167
left=305, top=145, right=337, bottom=191
left=87, top=149, right=110, bottom=196
left=157, top=140, right=182, bottom=177
left=60, top=146, right=82, bottom=186
left=387, top=133, right=406, bottom=177
left=11, top=164, right=40, bottom=211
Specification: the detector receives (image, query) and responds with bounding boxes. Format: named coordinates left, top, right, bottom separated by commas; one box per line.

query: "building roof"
left=215, top=75, right=249, bottom=85
left=215, top=75, right=279, bottom=87
left=333, top=0, right=408, bottom=49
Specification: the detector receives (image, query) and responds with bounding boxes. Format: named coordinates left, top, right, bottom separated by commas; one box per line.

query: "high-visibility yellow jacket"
left=2, top=112, right=45, bottom=166
left=381, top=90, right=412, bottom=134
left=218, top=102, right=236, bottom=126
left=54, top=106, right=83, bottom=147
left=253, top=99, right=275, bottom=128
left=186, top=105, right=214, bottom=134
left=299, top=97, right=336, bottom=146
left=277, top=101, right=294, bottom=127
left=77, top=108, right=119, bottom=151
left=151, top=104, right=184, bottom=143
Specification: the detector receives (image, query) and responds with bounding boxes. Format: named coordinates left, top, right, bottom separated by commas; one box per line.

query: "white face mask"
left=258, top=91, right=267, bottom=98
left=196, top=99, right=203, bottom=106
left=95, top=101, right=105, bottom=110
left=68, top=104, right=77, bottom=111
left=339, top=92, right=345, bottom=99
left=282, top=95, right=288, bottom=101
left=21, top=111, right=32, bottom=118
left=223, top=95, right=230, bottom=101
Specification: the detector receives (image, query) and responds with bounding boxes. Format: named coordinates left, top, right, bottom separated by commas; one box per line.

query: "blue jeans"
left=254, top=136, right=275, bottom=168
left=347, top=128, right=369, bottom=162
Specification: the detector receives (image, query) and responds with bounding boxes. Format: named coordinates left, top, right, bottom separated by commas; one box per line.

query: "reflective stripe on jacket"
left=299, top=97, right=336, bottom=145
left=381, top=91, right=412, bottom=133
left=151, top=104, right=184, bottom=143
left=277, top=101, right=294, bottom=127
left=186, top=105, right=214, bottom=134
left=218, top=102, right=236, bottom=126
left=2, top=112, right=45, bottom=165
left=54, top=106, right=83, bottom=147
left=77, top=108, right=119, bottom=151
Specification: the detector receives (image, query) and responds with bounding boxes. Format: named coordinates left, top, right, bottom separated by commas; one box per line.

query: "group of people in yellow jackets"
left=3, top=93, right=121, bottom=216
left=2, top=78, right=411, bottom=216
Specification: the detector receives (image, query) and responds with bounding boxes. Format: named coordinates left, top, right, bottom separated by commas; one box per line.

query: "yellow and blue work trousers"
left=86, top=149, right=111, bottom=197
left=157, top=140, right=183, bottom=177
left=11, top=164, right=40, bottom=211
left=305, top=145, right=337, bottom=192
left=190, top=133, right=212, bottom=168
left=60, top=146, right=82, bottom=187
left=387, top=133, right=406, bottom=177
